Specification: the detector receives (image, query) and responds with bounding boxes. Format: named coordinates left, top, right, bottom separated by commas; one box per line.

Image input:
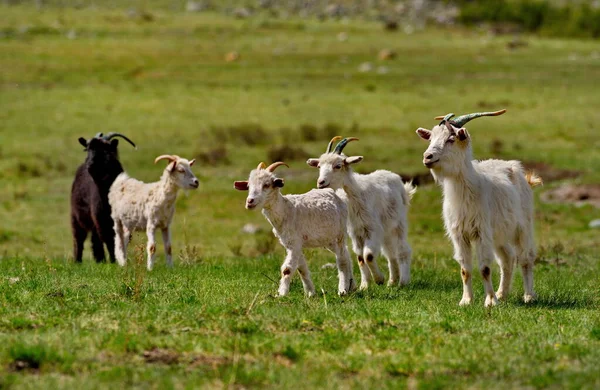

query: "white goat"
left=109, top=155, right=199, bottom=270
left=307, top=137, right=416, bottom=290
left=416, top=109, right=542, bottom=307
left=234, top=161, right=354, bottom=297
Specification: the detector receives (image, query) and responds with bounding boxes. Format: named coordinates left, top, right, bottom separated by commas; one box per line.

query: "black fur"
left=70, top=137, right=124, bottom=263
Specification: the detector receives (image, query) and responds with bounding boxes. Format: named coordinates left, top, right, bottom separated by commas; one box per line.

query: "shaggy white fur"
left=308, top=138, right=416, bottom=290
left=417, top=120, right=541, bottom=306
left=109, top=155, right=199, bottom=270
left=234, top=162, right=353, bottom=297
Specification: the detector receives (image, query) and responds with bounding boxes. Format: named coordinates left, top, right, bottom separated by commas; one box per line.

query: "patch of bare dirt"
left=540, top=184, right=600, bottom=208
left=187, top=354, right=230, bottom=370
left=273, top=354, right=294, bottom=367
left=142, top=348, right=180, bottom=365
left=523, top=161, right=581, bottom=182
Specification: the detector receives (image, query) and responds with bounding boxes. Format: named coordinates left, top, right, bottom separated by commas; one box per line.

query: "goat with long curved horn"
left=103, top=132, right=137, bottom=149
left=326, top=136, right=343, bottom=153
left=333, top=137, right=359, bottom=155
left=434, top=109, right=506, bottom=127
left=266, top=162, right=289, bottom=172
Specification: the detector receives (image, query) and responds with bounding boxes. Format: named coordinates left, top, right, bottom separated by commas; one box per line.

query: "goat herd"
left=70, top=109, right=542, bottom=307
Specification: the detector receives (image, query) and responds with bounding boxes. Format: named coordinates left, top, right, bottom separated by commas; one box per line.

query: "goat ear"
left=78, top=137, right=88, bottom=148
left=273, top=178, right=285, bottom=188
left=110, top=139, right=119, bottom=147
left=416, top=128, right=431, bottom=141
left=189, top=159, right=195, bottom=166
left=345, top=156, right=363, bottom=165
left=457, top=128, right=469, bottom=141
left=306, top=158, right=319, bottom=168
left=234, top=181, right=249, bottom=191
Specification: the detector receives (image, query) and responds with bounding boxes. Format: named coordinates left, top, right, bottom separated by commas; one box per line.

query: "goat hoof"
left=348, top=278, right=356, bottom=292
left=496, top=290, right=507, bottom=301
left=484, top=295, right=498, bottom=307
left=459, top=297, right=472, bottom=306
left=524, top=293, right=537, bottom=303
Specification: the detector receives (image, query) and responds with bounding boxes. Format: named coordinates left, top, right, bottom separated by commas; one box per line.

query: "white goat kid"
left=234, top=162, right=354, bottom=297
left=307, top=137, right=416, bottom=290
left=109, top=155, right=199, bottom=270
left=416, top=110, right=542, bottom=307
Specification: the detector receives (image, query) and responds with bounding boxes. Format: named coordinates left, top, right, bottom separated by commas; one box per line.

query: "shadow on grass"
left=346, top=276, right=458, bottom=301
left=513, top=294, right=597, bottom=310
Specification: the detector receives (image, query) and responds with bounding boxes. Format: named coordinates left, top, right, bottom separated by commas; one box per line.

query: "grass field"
left=1, top=3, right=599, bottom=388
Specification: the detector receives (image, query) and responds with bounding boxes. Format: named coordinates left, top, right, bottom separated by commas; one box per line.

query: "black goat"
left=70, top=132, right=136, bottom=263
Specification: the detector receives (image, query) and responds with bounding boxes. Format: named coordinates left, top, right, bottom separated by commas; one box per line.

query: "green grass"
left=1, top=4, right=600, bottom=388
left=1, top=256, right=599, bottom=388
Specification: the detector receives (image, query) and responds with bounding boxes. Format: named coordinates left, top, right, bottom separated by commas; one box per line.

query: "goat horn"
left=434, top=110, right=506, bottom=127
left=450, top=109, right=506, bottom=127
left=434, top=113, right=455, bottom=121
left=266, top=162, right=289, bottom=172
left=333, top=137, right=359, bottom=155
left=257, top=162, right=266, bottom=170
left=103, top=132, right=137, bottom=149
left=326, top=136, right=343, bottom=153
left=154, top=155, right=177, bottom=164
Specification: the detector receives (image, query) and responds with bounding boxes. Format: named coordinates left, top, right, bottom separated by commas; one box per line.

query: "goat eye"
left=177, top=166, right=185, bottom=173
left=263, top=183, right=270, bottom=189
left=334, top=165, right=342, bottom=170
left=446, top=136, right=455, bottom=144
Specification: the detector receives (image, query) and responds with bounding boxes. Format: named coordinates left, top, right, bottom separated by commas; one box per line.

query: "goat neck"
left=340, top=168, right=363, bottom=200
left=437, top=147, right=479, bottom=206
left=339, top=169, right=371, bottom=222
left=261, top=190, right=289, bottom=231
left=157, top=170, right=181, bottom=204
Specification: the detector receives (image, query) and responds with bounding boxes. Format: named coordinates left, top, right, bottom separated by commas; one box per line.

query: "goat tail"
left=402, top=181, right=417, bottom=206
left=525, top=171, right=543, bottom=187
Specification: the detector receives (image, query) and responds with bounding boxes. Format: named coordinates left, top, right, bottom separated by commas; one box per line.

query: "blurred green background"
left=1, top=0, right=599, bottom=260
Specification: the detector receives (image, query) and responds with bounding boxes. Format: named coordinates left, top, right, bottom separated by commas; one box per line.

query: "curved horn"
left=154, top=155, right=177, bottom=164
left=257, top=162, right=266, bottom=170
left=436, top=109, right=506, bottom=128
left=94, top=132, right=104, bottom=139
left=266, top=162, right=289, bottom=172
left=434, top=113, right=455, bottom=121
left=326, top=136, right=343, bottom=153
left=333, top=137, right=359, bottom=155
left=450, top=109, right=506, bottom=127
left=103, top=132, right=137, bottom=149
